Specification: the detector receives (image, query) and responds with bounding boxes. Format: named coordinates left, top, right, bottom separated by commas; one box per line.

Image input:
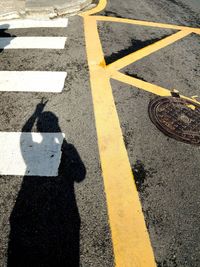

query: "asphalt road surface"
left=0, top=0, right=200, bottom=266
left=0, top=17, right=113, bottom=267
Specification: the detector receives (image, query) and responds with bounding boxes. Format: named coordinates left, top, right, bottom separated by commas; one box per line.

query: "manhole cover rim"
left=148, top=96, right=200, bottom=145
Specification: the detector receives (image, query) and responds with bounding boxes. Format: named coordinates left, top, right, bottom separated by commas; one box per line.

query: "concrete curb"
left=0, top=12, right=21, bottom=21
left=0, top=0, right=96, bottom=21
left=25, top=0, right=93, bottom=19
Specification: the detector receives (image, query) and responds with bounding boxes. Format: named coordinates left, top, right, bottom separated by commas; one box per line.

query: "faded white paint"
left=0, top=71, right=67, bottom=92
left=0, top=18, right=68, bottom=29
left=0, top=132, right=65, bottom=176
left=0, top=37, right=67, bottom=49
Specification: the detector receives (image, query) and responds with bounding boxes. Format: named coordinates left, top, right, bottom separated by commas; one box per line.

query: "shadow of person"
left=0, top=24, right=16, bottom=53
left=7, top=100, right=86, bottom=267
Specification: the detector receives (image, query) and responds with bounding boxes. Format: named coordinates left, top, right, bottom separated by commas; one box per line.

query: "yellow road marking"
left=107, top=30, right=191, bottom=71
left=80, top=0, right=107, bottom=16
left=111, top=71, right=171, bottom=96
left=83, top=16, right=156, bottom=267
left=95, top=15, right=200, bottom=34
left=187, top=104, right=196, bottom=110
left=81, top=0, right=200, bottom=266
left=111, top=71, right=200, bottom=104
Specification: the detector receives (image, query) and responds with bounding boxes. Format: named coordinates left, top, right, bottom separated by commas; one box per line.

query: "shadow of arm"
left=22, top=99, right=48, bottom=132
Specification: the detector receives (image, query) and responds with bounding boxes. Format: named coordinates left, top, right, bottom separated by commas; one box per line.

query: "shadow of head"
left=0, top=24, right=10, bottom=33
left=36, top=111, right=86, bottom=182
left=37, top=111, right=61, bottom=133
left=0, top=24, right=16, bottom=52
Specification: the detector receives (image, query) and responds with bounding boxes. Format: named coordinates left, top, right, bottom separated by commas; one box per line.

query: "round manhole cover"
left=148, top=96, right=200, bottom=145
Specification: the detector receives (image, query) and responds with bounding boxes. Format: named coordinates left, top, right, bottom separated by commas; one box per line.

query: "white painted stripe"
left=0, top=132, right=65, bottom=176
left=0, top=71, right=67, bottom=92
left=0, top=37, right=67, bottom=49
left=0, top=18, right=68, bottom=29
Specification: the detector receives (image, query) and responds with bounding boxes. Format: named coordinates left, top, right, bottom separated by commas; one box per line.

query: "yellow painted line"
left=107, top=30, right=191, bottom=71
left=111, top=71, right=200, bottom=105
left=111, top=71, right=171, bottom=96
left=193, top=29, right=200, bottom=35
left=95, top=15, right=200, bottom=33
left=81, top=1, right=200, bottom=266
left=83, top=14, right=156, bottom=267
left=80, top=0, right=107, bottom=16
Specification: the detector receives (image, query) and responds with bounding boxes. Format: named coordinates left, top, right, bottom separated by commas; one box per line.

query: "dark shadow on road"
left=0, top=25, right=16, bottom=53
left=105, top=35, right=172, bottom=65
left=103, top=10, right=124, bottom=18
left=7, top=100, right=86, bottom=267
left=124, top=71, right=147, bottom=81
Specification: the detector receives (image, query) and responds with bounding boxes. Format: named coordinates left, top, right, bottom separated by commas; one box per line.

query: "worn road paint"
left=0, top=18, right=68, bottom=29
left=0, top=37, right=67, bottom=49
left=0, top=132, right=65, bottom=176
left=0, top=71, right=67, bottom=92
left=81, top=0, right=200, bottom=266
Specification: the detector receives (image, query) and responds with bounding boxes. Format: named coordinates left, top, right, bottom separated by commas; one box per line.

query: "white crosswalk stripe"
left=0, top=71, right=67, bottom=92
left=0, top=18, right=68, bottom=29
left=0, top=37, right=67, bottom=49
left=0, top=132, right=65, bottom=176
left=0, top=19, right=69, bottom=176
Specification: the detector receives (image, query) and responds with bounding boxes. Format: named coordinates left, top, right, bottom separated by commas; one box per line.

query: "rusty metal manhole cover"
left=148, top=96, right=200, bottom=145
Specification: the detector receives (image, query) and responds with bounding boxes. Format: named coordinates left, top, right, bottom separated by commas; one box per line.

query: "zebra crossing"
left=0, top=37, right=67, bottom=49
left=0, top=18, right=68, bottom=29
left=0, top=18, right=69, bottom=176
left=0, top=71, right=67, bottom=92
